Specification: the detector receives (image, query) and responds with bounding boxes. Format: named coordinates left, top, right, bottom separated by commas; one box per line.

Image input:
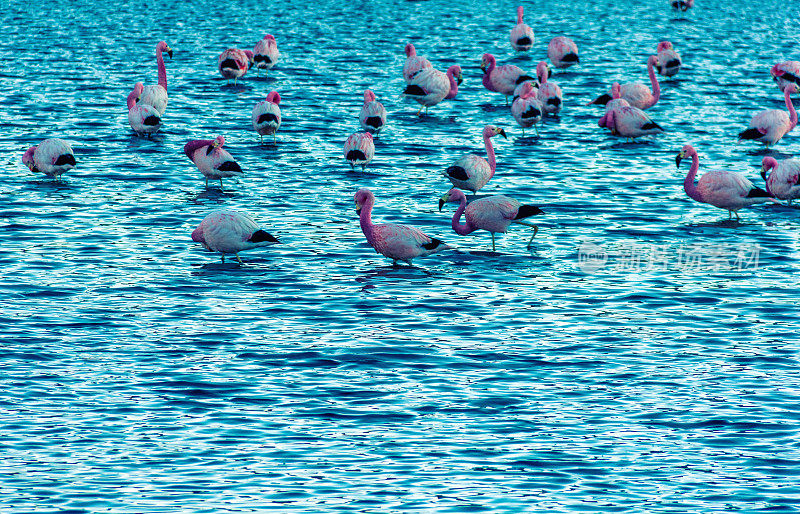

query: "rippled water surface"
left=4, top=0, right=800, bottom=511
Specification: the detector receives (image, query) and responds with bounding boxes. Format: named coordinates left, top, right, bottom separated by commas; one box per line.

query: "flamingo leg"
left=236, top=253, right=243, bottom=265
left=534, top=124, right=540, bottom=137
left=505, top=96, right=509, bottom=106
left=515, top=221, right=540, bottom=248
left=425, top=106, right=429, bottom=115
left=728, top=210, right=732, bottom=220
left=219, top=178, right=224, bottom=189
left=789, top=199, right=793, bottom=206
left=205, top=177, right=209, bottom=188
left=491, top=233, right=496, bottom=252
left=416, top=105, right=424, bottom=116
left=273, top=134, right=276, bottom=144
left=522, top=128, right=525, bottom=137
left=221, top=253, right=225, bottom=263
left=735, top=211, right=741, bottom=221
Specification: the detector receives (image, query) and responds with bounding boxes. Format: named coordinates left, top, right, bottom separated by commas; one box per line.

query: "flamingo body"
left=655, top=41, right=681, bottom=77
left=771, top=61, right=800, bottom=93
left=591, top=56, right=660, bottom=110
left=598, top=83, right=630, bottom=128
left=253, top=35, right=279, bottom=72
left=548, top=37, right=579, bottom=69
left=218, top=48, right=249, bottom=80
left=511, top=82, right=543, bottom=133
left=481, top=53, right=534, bottom=99
left=252, top=91, right=281, bottom=143
left=359, top=90, right=387, bottom=134
left=127, top=82, right=161, bottom=136
left=402, top=65, right=461, bottom=113
left=739, top=84, right=798, bottom=146
left=192, top=209, right=278, bottom=263
left=444, top=125, right=506, bottom=193
left=762, top=157, right=800, bottom=203
left=22, top=139, right=76, bottom=178
left=403, top=43, right=432, bottom=83
left=536, top=61, right=562, bottom=115
left=344, top=132, right=375, bottom=169
left=606, top=106, right=663, bottom=138
left=509, top=6, right=534, bottom=51
left=184, top=136, right=243, bottom=187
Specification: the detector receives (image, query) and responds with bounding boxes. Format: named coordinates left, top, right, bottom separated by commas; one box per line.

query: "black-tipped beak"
left=438, top=198, right=445, bottom=211
left=457, top=76, right=463, bottom=85
left=675, top=154, right=683, bottom=168
left=167, top=49, right=173, bottom=59
left=533, top=207, right=544, bottom=215
left=761, top=166, right=768, bottom=181
left=499, top=129, right=507, bottom=139
left=480, top=63, right=486, bottom=74
left=356, top=207, right=362, bottom=215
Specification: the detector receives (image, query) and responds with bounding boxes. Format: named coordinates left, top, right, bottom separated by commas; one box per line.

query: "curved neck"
left=359, top=197, right=375, bottom=245
left=156, top=46, right=167, bottom=91
left=683, top=151, right=704, bottom=202
left=484, top=133, right=496, bottom=176
left=451, top=195, right=473, bottom=235
left=646, top=58, right=659, bottom=108
left=445, top=70, right=459, bottom=99
left=785, top=88, right=797, bottom=129
left=517, top=6, right=523, bottom=23
left=127, top=89, right=137, bottom=109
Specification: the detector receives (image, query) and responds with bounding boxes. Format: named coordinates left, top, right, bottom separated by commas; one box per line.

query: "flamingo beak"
left=480, top=61, right=486, bottom=73
left=499, top=129, right=507, bottom=139
left=760, top=165, right=768, bottom=181
left=457, top=74, right=463, bottom=85
left=206, top=142, right=219, bottom=155
left=167, top=48, right=173, bottom=59
left=675, top=152, right=684, bottom=168
left=438, top=194, right=449, bottom=212
left=355, top=201, right=362, bottom=215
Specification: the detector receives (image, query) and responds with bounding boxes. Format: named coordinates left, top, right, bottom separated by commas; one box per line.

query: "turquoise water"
left=3, top=0, right=800, bottom=511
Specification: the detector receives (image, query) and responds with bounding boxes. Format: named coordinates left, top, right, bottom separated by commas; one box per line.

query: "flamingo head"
left=675, top=144, right=696, bottom=168
left=22, top=146, right=36, bottom=171
left=438, top=188, right=467, bottom=211
left=133, top=82, right=144, bottom=96
left=648, top=54, right=658, bottom=67
left=448, top=65, right=463, bottom=85
left=761, top=156, right=779, bottom=181
left=656, top=41, right=673, bottom=52
left=264, top=34, right=275, bottom=42
left=354, top=188, right=374, bottom=215
left=480, top=53, right=495, bottom=74
left=771, top=63, right=784, bottom=80
left=243, top=50, right=255, bottom=69
left=484, top=125, right=507, bottom=139
left=536, top=61, right=549, bottom=82
left=363, top=89, right=376, bottom=103
left=405, top=43, right=416, bottom=58
left=267, top=91, right=281, bottom=104
left=518, top=81, right=536, bottom=99
left=611, top=82, right=622, bottom=99
left=785, top=83, right=798, bottom=95
left=157, top=40, right=173, bottom=59
left=207, top=135, right=225, bottom=155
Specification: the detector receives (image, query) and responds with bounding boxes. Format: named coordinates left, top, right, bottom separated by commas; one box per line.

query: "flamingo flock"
left=21, top=2, right=800, bottom=265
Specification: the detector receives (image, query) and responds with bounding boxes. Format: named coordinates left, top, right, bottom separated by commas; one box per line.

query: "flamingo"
left=137, top=40, right=172, bottom=116
left=127, top=82, right=162, bottom=136
left=589, top=55, right=660, bottom=110
left=511, top=82, right=543, bottom=137
left=598, top=83, right=630, bottom=128
left=671, top=0, right=694, bottom=11
left=536, top=61, right=562, bottom=115
left=253, top=34, right=279, bottom=76
left=547, top=37, right=579, bottom=69
left=354, top=188, right=447, bottom=266
left=344, top=132, right=375, bottom=170
left=655, top=41, right=681, bottom=78
left=439, top=188, right=543, bottom=251
left=677, top=144, right=777, bottom=220
left=218, top=48, right=250, bottom=83
left=252, top=91, right=281, bottom=144
left=403, top=43, right=432, bottom=83
left=761, top=156, right=800, bottom=205
left=509, top=6, right=534, bottom=52
left=401, top=65, right=462, bottom=116
left=359, top=90, right=387, bottom=134
left=771, top=61, right=800, bottom=94
left=192, top=209, right=279, bottom=264
left=184, top=136, right=243, bottom=188
left=443, top=125, right=506, bottom=194
left=481, top=53, right=535, bottom=105
left=605, top=106, right=664, bottom=139
left=739, top=84, right=798, bottom=147
left=22, top=139, right=76, bottom=179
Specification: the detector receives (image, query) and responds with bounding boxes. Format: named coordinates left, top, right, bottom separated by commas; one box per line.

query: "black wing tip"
left=143, top=115, right=161, bottom=126
left=257, top=113, right=278, bottom=124
left=54, top=154, right=76, bottom=166
left=738, top=128, right=763, bottom=140
left=422, top=238, right=446, bottom=250
left=562, top=53, right=579, bottom=63
left=516, top=37, right=532, bottom=46
left=546, top=97, right=561, bottom=106
left=365, top=116, right=383, bottom=128
left=641, top=121, right=664, bottom=131
left=515, top=205, right=544, bottom=219
left=591, top=94, right=612, bottom=106
left=346, top=150, right=367, bottom=161
left=402, top=85, right=426, bottom=96
left=249, top=229, right=279, bottom=243
left=747, top=187, right=772, bottom=198
left=217, top=161, right=242, bottom=173
left=515, top=74, right=536, bottom=85
left=445, top=166, right=469, bottom=181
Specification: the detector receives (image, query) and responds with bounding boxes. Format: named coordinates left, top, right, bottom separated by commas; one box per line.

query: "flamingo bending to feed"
left=184, top=136, right=243, bottom=188
left=771, top=61, right=800, bottom=93
left=598, top=83, right=630, bottom=128
left=137, top=41, right=172, bottom=116
left=402, top=65, right=462, bottom=116
left=355, top=188, right=447, bottom=266
left=344, top=132, right=375, bottom=170
left=22, top=139, right=76, bottom=179
left=192, top=209, right=279, bottom=264
left=655, top=41, right=681, bottom=78
left=253, top=34, right=279, bottom=76
left=359, top=90, right=387, bottom=134
left=671, top=0, right=693, bottom=11
left=439, top=188, right=543, bottom=251
left=127, top=82, right=162, bottom=136
left=676, top=144, right=777, bottom=220
left=548, top=37, right=579, bottom=69
left=605, top=106, right=664, bottom=139
left=536, top=61, right=562, bottom=115
left=738, top=84, right=798, bottom=147
left=511, top=82, right=543, bottom=137
left=509, top=6, right=534, bottom=52
left=252, top=91, right=281, bottom=144
left=761, top=156, right=800, bottom=205
left=403, top=43, right=432, bottom=83
left=218, top=48, right=250, bottom=83
left=444, top=125, right=506, bottom=194
left=481, top=53, right=535, bottom=105
left=589, top=55, right=660, bottom=110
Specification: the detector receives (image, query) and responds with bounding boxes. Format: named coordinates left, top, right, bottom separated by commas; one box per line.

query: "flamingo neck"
left=156, top=46, right=167, bottom=91
left=126, top=89, right=137, bottom=110
left=451, top=195, right=473, bottom=236
left=482, top=58, right=496, bottom=90
left=762, top=157, right=778, bottom=191
left=517, top=6, right=523, bottom=24
left=785, top=88, right=797, bottom=129
left=683, top=151, right=704, bottom=203
left=359, top=197, right=376, bottom=245
left=646, top=58, right=659, bottom=108
left=484, top=133, right=496, bottom=177
left=445, top=70, right=459, bottom=99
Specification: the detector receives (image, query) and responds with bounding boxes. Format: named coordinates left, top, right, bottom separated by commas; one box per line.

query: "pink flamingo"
left=598, top=83, right=630, bottom=128
left=761, top=157, right=800, bottom=205
left=218, top=48, right=250, bottom=83
left=481, top=53, right=535, bottom=105
left=443, top=125, right=506, bottom=194
left=511, top=82, right=543, bottom=137
left=509, top=6, right=534, bottom=52
left=22, top=139, right=76, bottom=179
left=590, top=55, right=660, bottom=110
left=548, top=37, right=579, bottom=69
left=128, top=82, right=162, bottom=136
left=655, top=41, right=681, bottom=78
left=137, top=41, right=172, bottom=116
left=253, top=34, right=279, bottom=76
left=439, top=188, right=543, bottom=251
left=605, top=106, right=664, bottom=139
left=403, top=43, right=432, bottom=83
left=671, top=0, right=694, bottom=11
left=359, top=90, right=387, bottom=134
left=677, top=144, right=777, bottom=220
left=536, top=61, right=562, bottom=115
left=771, top=61, right=800, bottom=93
left=344, top=132, right=375, bottom=170
left=739, top=84, right=798, bottom=147
left=402, top=65, right=462, bottom=116
left=252, top=91, right=281, bottom=144
left=192, top=209, right=279, bottom=264
left=354, top=188, right=447, bottom=266
left=184, top=136, right=243, bottom=188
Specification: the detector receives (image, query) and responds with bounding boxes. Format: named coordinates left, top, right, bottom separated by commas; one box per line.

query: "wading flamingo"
left=402, top=65, right=462, bottom=116
left=184, top=136, right=243, bottom=188
left=511, top=82, right=543, bottom=136
left=359, top=90, right=387, bottom=134
left=137, top=41, right=172, bottom=116
left=218, top=48, right=250, bottom=83
left=771, top=61, right=800, bottom=93
left=403, top=43, right=432, bottom=83
left=192, top=209, right=279, bottom=264
left=128, top=82, right=162, bottom=136
left=548, top=37, right=579, bottom=69
left=761, top=156, right=800, bottom=205
left=22, top=139, right=76, bottom=179
left=354, top=188, right=447, bottom=266
left=444, top=125, right=506, bottom=194
left=655, top=41, right=681, bottom=78
left=589, top=55, right=660, bottom=110
left=605, top=106, right=663, bottom=139
left=598, top=83, right=630, bottom=128
left=344, top=132, right=375, bottom=170
left=253, top=34, right=279, bottom=76
left=509, top=6, right=534, bottom=52
left=481, top=53, right=535, bottom=105
left=671, top=0, right=694, bottom=11
left=738, top=84, right=798, bottom=147
left=252, top=91, right=281, bottom=144
left=536, top=60, right=562, bottom=115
